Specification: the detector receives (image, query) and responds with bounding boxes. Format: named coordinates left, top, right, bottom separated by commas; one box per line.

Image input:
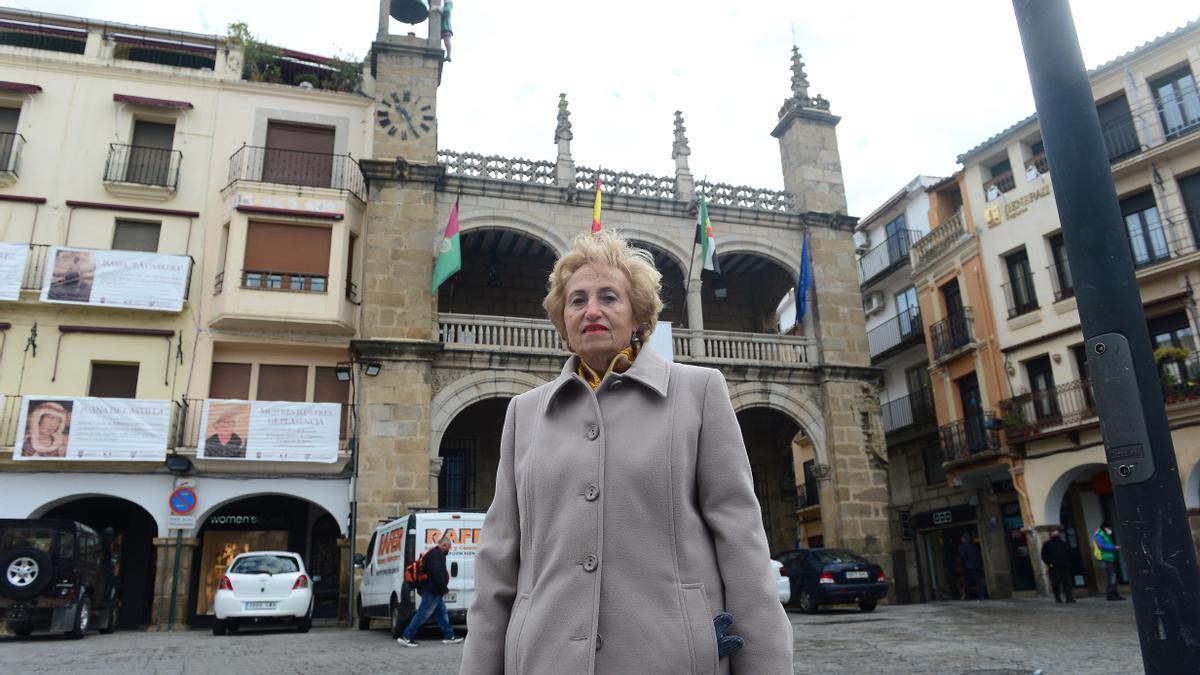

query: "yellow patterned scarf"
left=577, top=344, right=637, bottom=390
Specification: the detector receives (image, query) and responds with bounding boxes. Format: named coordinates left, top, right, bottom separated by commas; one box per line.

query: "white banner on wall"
left=12, top=396, right=171, bottom=461
left=0, top=241, right=27, bottom=302
left=39, top=246, right=190, bottom=312
left=197, top=399, right=341, bottom=463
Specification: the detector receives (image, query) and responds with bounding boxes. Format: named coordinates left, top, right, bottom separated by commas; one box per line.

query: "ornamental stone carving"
left=555, top=92, right=573, bottom=142
left=672, top=110, right=690, bottom=159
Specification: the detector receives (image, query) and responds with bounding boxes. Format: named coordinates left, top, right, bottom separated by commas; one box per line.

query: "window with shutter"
left=315, top=366, right=350, bottom=438
left=256, top=365, right=308, bottom=402
left=209, top=363, right=251, bottom=399
left=242, top=221, right=331, bottom=292
left=112, top=219, right=161, bottom=252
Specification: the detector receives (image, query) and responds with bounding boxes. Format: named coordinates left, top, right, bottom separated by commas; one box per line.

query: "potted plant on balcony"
left=226, top=22, right=282, bottom=83
left=1154, top=346, right=1196, bottom=403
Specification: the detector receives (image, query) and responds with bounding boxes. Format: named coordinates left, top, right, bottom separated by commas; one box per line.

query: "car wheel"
left=298, top=602, right=313, bottom=633
left=66, top=593, right=90, bottom=639
left=12, top=623, right=33, bottom=637
left=858, top=600, right=878, bottom=613
left=98, top=605, right=118, bottom=634
left=1, top=547, right=54, bottom=599
left=212, top=618, right=227, bottom=636
left=798, top=590, right=818, bottom=614
left=389, top=598, right=405, bottom=639
left=357, top=597, right=370, bottom=630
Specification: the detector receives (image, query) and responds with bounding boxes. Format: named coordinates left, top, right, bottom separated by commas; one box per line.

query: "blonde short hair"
left=543, top=230, right=664, bottom=347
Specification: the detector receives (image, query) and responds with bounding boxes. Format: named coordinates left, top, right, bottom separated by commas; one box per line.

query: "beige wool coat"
left=460, top=344, right=793, bottom=674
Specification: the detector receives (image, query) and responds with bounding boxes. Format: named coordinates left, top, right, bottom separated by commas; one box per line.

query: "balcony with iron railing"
left=983, top=171, right=1016, bottom=200
left=1047, top=262, right=1074, bottom=301
left=210, top=265, right=356, bottom=335
left=226, top=144, right=366, bottom=202
left=1, top=395, right=187, bottom=457
left=867, top=307, right=923, bottom=360
left=437, top=313, right=820, bottom=367
left=0, top=131, right=24, bottom=184
left=939, top=412, right=1000, bottom=463
left=1024, top=153, right=1049, bottom=176
left=998, top=378, right=1096, bottom=442
left=881, top=387, right=936, bottom=435
left=102, top=144, right=182, bottom=198
left=796, top=483, right=819, bottom=509
left=1122, top=205, right=1200, bottom=273
left=174, top=398, right=354, bottom=454
left=911, top=209, right=968, bottom=271
left=1101, top=83, right=1200, bottom=164
left=930, top=307, right=975, bottom=361
left=1001, top=270, right=1039, bottom=319
left=857, top=230, right=921, bottom=287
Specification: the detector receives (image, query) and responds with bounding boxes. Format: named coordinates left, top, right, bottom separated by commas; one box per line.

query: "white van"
left=355, top=510, right=484, bottom=637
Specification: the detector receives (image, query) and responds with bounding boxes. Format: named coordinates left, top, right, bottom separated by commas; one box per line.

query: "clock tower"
left=350, top=0, right=447, bottom=555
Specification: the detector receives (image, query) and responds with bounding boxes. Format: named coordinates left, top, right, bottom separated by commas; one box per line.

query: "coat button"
left=609, top=379, right=623, bottom=390
left=582, top=554, right=598, bottom=572
left=595, top=633, right=603, bottom=651
left=585, top=424, right=600, bottom=441
left=585, top=484, right=599, bottom=501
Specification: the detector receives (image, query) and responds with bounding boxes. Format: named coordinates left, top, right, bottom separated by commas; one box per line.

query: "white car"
left=212, top=551, right=314, bottom=635
left=774, top=559, right=791, bottom=605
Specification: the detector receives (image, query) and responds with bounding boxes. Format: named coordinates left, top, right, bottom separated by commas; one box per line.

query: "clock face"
left=377, top=90, right=434, bottom=140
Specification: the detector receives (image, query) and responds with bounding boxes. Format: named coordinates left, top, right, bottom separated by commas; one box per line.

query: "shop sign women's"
left=12, top=395, right=171, bottom=460
left=0, top=241, right=26, bottom=301
left=197, top=399, right=341, bottom=463
left=39, top=245, right=190, bottom=312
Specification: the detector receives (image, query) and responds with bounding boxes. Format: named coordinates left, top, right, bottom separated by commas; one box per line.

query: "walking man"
left=397, top=535, right=464, bottom=647
left=1040, top=528, right=1074, bottom=603
left=958, top=533, right=984, bottom=600
left=1092, top=521, right=1125, bottom=601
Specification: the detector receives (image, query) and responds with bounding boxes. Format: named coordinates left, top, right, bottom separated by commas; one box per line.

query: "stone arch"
left=715, top=238, right=800, bottom=280
left=458, top=211, right=570, bottom=257
left=430, top=369, right=549, bottom=460
left=192, top=485, right=348, bottom=536
left=624, top=230, right=692, bottom=275
left=1039, top=460, right=1108, bottom=525
left=726, top=381, right=827, bottom=464
left=29, top=488, right=162, bottom=537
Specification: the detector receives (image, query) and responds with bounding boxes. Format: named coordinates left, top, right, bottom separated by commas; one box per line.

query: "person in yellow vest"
left=1092, top=522, right=1124, bottom=601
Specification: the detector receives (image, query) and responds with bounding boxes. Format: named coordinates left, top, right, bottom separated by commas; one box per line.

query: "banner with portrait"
left=0, top=241, right=27, bottom=301
left=12, top=396, right=171, bottom=461
left=40, top=246, right=190, bottom=312
left=197, top=399, right=341, bottom=463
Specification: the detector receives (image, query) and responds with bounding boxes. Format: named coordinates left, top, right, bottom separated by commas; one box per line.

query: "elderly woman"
left=460, top=231, right=792, bottom=674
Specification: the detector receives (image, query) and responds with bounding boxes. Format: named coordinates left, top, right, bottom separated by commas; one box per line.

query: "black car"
left=776, top=548, right=888, bottom=613
left=0, top=519, right=119, bottom=638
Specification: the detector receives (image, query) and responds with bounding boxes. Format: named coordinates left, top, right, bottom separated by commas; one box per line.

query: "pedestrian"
left=1040, top=528, right=1074, bottom=603
left=1092, top=521, right=1125, bottom=601
left=396, top=535, right=464, bottom=647
left=958, top=533, right=984, bottom=600
left=460, top=230, right=792, bottom=674
left=440, top=0, right=453, bottom=61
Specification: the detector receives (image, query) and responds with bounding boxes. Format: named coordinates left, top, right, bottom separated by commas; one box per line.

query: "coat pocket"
left=504, top=592, right=532, bottom=674
left=681, top=583, right=718, bottom=675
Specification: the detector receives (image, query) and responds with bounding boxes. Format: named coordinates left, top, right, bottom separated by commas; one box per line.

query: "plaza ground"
left=0, top=597, right=1141, bottom=674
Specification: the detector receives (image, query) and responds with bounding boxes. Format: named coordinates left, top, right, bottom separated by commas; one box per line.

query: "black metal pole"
left=1012, top=1, right=1200, bottom=670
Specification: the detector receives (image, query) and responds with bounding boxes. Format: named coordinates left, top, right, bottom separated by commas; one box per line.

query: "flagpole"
left=685, top=176, right=707, bottom=287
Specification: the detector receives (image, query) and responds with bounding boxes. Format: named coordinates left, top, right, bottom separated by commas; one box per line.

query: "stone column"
left=1028, top=523, right=1060, bottom=598
left=686, top=277, right=705, bottom=357
left=978, top=493, right=1013, bottom=598
left=150, top=535, right=198, bottom=630
left=337, top=537, right=351, bottom=624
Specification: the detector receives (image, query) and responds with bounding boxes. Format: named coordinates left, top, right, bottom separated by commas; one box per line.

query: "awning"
left=0, top=81, right=42, bottom=94
left=113, top=93, right=193, bottom=110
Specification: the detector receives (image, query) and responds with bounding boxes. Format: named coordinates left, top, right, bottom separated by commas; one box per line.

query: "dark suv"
left=0, top=519, right=119, bottom=638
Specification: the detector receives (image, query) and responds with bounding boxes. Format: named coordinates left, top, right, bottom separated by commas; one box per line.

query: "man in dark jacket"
left=397, top=535, right=463, bottom=647
left=1040, top=528, right=1074, bottom=603
left=958, top=533, right=984, bottom=600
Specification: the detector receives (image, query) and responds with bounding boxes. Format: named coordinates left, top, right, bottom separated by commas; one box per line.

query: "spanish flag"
left=591, top=174, right=602, bottom=233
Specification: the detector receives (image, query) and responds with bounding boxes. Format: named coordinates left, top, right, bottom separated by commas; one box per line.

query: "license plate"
left=845, top=571, right=869, bottom=579
left=245, top=601, right=277, bottom=610
left=444, top=592, right=457, bottom=603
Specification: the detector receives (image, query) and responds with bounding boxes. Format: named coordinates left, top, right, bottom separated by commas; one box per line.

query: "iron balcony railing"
left=0, top=131, right=25, bottom=175
left=867, top=307, right=923, bottom=359
left=930, top=307, right=974, bottom=360
left=1001, top=269, right=1039, bottom=318
left=104, top=143, right=182, bottom=189
left=983, top=170, right=1015, bottom=200
left=1123, top=205, right=1200, bottom=271
left=939, top=412, right=1000, bottom=463
left=1, top=394, right=18, bottom=448
left=998, top=378, right=1096, bottom=442
left=1047, top=262, right=1074, bottom=301
left=227, top=144, right=366, bottom=202
left=1157, top=81, right=1200, bottom=142
left=242, top=269, right=328, bottom=293
left=911, top=209, right=967, bottom=271
left=1100, top=82, right=1200, bottom=164
left=857, top=229, right=921, bottom=286
left=796, top=483, right=819, bottom=508
left=1160, top=352, right=1200, bottom=404
left=881, top=387, right=936, bottom=434
left=20, top=243, right=49, bottom=291
left=1024, top=153, right=1049, bottom=176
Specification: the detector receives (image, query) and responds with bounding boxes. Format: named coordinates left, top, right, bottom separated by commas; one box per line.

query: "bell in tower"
left=390, top=0, right=429, bottom=24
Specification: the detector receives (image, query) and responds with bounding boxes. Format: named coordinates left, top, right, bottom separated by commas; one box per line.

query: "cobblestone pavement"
left=1, top=597, right=1141, bottom=674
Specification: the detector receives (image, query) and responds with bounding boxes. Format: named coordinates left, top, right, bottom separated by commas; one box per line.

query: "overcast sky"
left=17, top=1, right=1199, bottom=216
